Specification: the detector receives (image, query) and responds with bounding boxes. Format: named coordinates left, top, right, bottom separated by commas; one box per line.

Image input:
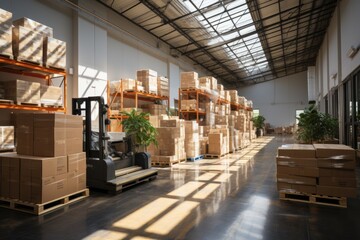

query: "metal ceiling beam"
left=138, top=0, right=238, bottom=83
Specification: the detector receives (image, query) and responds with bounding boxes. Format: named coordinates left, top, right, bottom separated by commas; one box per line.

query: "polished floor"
left=1, top=136, right=360, bottom=240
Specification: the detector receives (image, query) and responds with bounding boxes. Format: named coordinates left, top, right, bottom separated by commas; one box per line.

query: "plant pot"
left=256, top=128, right=264, bottom=137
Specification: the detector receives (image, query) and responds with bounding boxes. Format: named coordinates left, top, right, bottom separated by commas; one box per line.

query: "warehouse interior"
left=1, top=0, right=360, bottom=239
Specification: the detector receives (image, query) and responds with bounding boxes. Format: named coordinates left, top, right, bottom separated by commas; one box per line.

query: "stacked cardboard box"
left=40, top=85, right=62, bottom=106
left=277, top=144, right=357, bottom=198
left=0, top=8, right=12, bottom=57
left=4, top=79, right=40, bottom=105
left=16, top=113, right=83, bottom=157
left=0, top=151, right=86, bottom=204
left=229, top=90, right=238, bottom=104
left=277, top=144, right=318, bottom=194
left=157, top=76, right=169, bottom=97
left=137, top=69, right=158, bottom=94
left=184, top=121, right=200, bottom=158
left=150, top=119, right=186, bottom=165
left=142, top=104, right=166, bottom=116
left=180, top=99, right=197, bottom=110
left=181, top=72, right=199, bottom=89
left=13, top=17, right=53, bottom=37
left=224, top=91, right=231, bottom=102
left=43, top=36, right=66, bottom=69
left=0, top=126, right=14, bottom=150
left=314, top=144, right=357, bottom=198
left=110, top=79, right=144, bottom=93
left=12, top=25, right=43, bottom=64
left=209, top=127, right=229, bottom=155
left=199, top=77, right=211, bottom=92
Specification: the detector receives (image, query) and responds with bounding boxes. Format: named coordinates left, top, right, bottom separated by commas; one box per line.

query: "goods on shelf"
left=0, top=126, right=14, bottom=150
left=16, top=113, right=83, bottom=157
left=184, top=121, right=200, bottom=158
left=277, top=144, right=357, bottom=198
left=142, top=103, right=167, bottom=115
left=181, top=71, right=199, bottom=89
left=12, top=25, right=43, bottom=64
left=157, top=76, right=169, bottom=97
left=40, top=85, right=62, bottom=106
left=199, top=77, right=211, bottom=92
left=4, top=79, right=41, bottom=105
left=180, top=99, right=197, bottom=110
left=137, top=69, right=157, bottom=94
left=0, top=8, right=12, bottom=57
left=229, top=90, right=238, bottom=103
left=43, top=36, right=66, bottom=69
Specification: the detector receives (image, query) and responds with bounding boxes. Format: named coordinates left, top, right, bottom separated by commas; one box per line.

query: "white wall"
left=237, top=71, right=308, bottom=127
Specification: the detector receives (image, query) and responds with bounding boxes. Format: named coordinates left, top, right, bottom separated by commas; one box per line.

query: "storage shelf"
left=0, top=56, right=67, bottom=112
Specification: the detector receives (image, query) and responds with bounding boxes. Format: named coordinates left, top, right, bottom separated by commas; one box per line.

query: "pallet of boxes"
left=277, top=144, right=357, bottom=208
left=0, top=113, right=88, bottom=215
left=148, top=118, right=186, bottom=167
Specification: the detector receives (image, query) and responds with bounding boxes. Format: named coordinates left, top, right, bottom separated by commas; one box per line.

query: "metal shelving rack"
left=107, top=80, right=169, bottom=131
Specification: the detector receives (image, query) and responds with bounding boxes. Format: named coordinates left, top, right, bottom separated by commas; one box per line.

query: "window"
left=295, top=110, right=304, bottom=125
left=253, top=109, right=260, bottom=117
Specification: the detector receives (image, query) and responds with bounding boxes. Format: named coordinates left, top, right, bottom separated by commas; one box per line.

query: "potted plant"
left=296, top=104, right=338, bottom=143
left=121, top=109, right=158, bottom=153
left=252, top=115, right=266, bottom=137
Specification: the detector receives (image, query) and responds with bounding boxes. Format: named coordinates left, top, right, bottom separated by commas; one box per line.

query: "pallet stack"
left=184, top=121, right=200, bottom=159
left=0, top=126, right=14, bottom=151
left=0, top=113, right=88, bottom=214
left=277, top=144, right=357, bottom=207
left=157, top=76, right=169, bottom=97
left=137, top=69, right=158, bottom=94
left=0, top=8, right=12, bottom=58
left=181, top=72, right=199, bottom=89
left=149, top=119, right=186, bottom=167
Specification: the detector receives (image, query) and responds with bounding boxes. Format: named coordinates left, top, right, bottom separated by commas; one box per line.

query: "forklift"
left=72, top=96, right=158, bottom=193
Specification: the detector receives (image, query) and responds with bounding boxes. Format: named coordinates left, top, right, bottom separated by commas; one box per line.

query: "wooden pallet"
left=0, top=148, right=15, bottom=153
left=152, top=158, right=186, bottom=167
left=41, top=103, right=63, bottom=108
left=204, top=153, right=227, bottom=159
left=0, top=189, right=89, bottom=215
left=187, top=155, right=204, bottom=162
left=279, top=191, right=347, bottom=208
left=17, top=102, right=41, bottom=107
left=0, top=99, right=14, bottom=105
left=44, top=64, right=65, bottom=71
left=0, top=53, right=13, bottom=59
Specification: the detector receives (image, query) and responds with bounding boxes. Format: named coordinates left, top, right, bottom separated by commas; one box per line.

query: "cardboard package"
left=0, top=126, right=14, bottom=150
left=0, top=153, right=20, bottom=199
left=16, top=113, right=35, bottom=155
left=67, top=152, right=86, bottom=194
left=313, top=144, right=355, bottom=159
left=318, top=177, right=356, bottom=188
left=277, top=173, right=317, bottom=185
left=278, top=144, right=316, bottom=158
left=40, top=85, right=63, bottom=106
left=4, top=79, right=41, bottom=105
left=0, top=8, right=12, bottom=57
left=277, top=165, right=319, bottom=177
left=12, top=25, right=43, bottom=64
left=316, top=185, right=357, bottom=198
left=276, top=156, right=317, bottom=168
left=277, top=182, right=317, bottom=194
left=19, top=154, right=68, bottom=203
left=137, top=69, right=157, bottom=94
left=43, top=36, right=66, bottom=69
left=181, top=72, right=199, bottom=89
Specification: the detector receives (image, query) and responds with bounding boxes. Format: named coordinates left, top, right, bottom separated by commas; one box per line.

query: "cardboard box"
left=276, top=156, right=317, bottom=168
left=318, top=177, right=356, bottom=188
left=20, top=155, right=68, bottom=203
left=278, top=144, right=316, bottom=158
left=0, top=8, right=12, bottom=57
left=67, top=152, right=86, bottom=194
left=16, top=113, right=34, bottom=155
left=318, top=168, right=356, bottom=178
left=316, top=185, right=357, bottom=198
left=277, top=173, right=317, bottom=185
left=4, top=79, right=41, bottom=105
left=208, top=133, right=223, bottom=155
left=40, top=85, right=62, bottom=106
left=313, top=144, right=355, bottom=159
left=65, top=115, right=83, bottom=155
left=277, top=182, right=317, bottom=194
left=277, top=165, right=319, bottom=177
left=317, top=158, right=355, bottom=169
left=0, top=126, right=14, bottom=150
left=43, top=36, right=66, bottom=69
left=0, top=153, right=20, bottom=199
left=12, top=26, right=43, bottom=64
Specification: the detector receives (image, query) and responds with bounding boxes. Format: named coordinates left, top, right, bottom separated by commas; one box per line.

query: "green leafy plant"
left=296, top=104, right=338, bottom=143
left=252, top=115, right=266, bottom=129
left=121, top=109, right=158, bottom=152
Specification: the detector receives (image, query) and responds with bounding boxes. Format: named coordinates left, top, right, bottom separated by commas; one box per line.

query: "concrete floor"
left=1, top=136, right=360, bottom=240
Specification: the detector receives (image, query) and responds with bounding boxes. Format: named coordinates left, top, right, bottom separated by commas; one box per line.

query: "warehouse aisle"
left=1, top=136, right=360, bottom=240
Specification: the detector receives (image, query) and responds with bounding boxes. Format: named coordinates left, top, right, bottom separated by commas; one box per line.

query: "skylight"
left=182, top=0, right=269, bottom=76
